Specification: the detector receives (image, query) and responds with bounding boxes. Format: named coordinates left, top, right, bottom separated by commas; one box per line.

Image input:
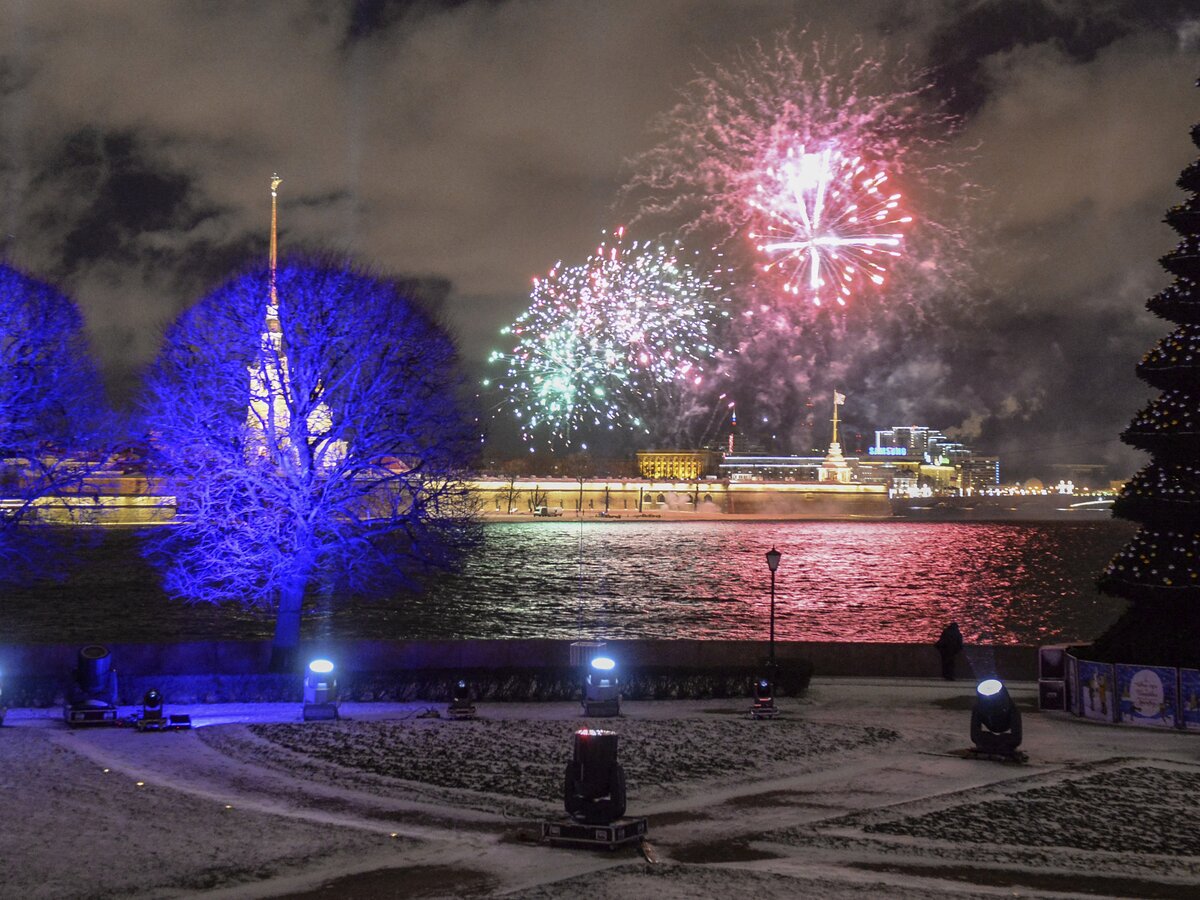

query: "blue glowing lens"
left=977, top=678, right=1003, bottom=697
left=759, top=679, right=769, bottom=688
left=308, top=659, right=335, bottom=674
left=457, top=680, right=466, bottom=688
left=591, top=656, right=616, bottom=671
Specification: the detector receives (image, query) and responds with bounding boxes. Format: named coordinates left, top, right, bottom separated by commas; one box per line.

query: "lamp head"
left=583, top=655, right=621, bottom=712
left=975, top=678, right=1015, bottom=732
left=977, top=678, right=1003, bottom=698
left=303, top=658, right=337, bottom=706
left=588, top=656, right=617, bottom=688
left=765, top=547, right=782, bottom=572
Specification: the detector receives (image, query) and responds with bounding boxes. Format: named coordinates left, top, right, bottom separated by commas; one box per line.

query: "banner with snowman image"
left=1116, top=664, right=1178, bottom=728
left=1076, top=660, right=1115, bottom=722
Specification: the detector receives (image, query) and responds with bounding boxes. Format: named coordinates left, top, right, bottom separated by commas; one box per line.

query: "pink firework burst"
left=623, top=29, right=972, bottom=314
left=749, top=146, right=913, bottom=306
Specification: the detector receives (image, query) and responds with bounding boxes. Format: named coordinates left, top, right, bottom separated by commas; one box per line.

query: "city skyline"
left=0, top=1, right=1197, bottom=473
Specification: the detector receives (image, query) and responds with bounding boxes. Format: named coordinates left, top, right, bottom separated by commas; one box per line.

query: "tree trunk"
left=269, top=575, right=307, bottom=673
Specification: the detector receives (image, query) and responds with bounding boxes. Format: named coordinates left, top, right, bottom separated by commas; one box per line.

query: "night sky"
left=0, top=0, right=1197, bottom=477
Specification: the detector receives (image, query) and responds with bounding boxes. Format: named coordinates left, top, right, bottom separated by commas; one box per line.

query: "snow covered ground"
left=3, top=678, right=1198, bottom=898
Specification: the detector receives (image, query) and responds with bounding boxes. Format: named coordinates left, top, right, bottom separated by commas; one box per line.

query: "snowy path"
left=4, top=680, right=1199, bottom=898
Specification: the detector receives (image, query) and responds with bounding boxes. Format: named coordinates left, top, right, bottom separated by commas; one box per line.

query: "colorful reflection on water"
left=333, top=519, right=1133, bottom=645
left=0, top=520, right=1134, bottom=645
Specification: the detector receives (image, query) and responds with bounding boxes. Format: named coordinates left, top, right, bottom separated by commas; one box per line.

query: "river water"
left=0, top=520, right=1134, bottom=645
left=326, top=519, right=1132, bottom=646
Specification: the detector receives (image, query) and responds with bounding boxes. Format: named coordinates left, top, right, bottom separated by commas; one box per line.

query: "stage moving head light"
left=133, top=687, right=192, bottom=732
left=749, top=675, right=779, bottom=719
left=64, top=644, right=119, bottom=726
left=302, top=658, right=339, bottom=721
left=564, top=728, right=627, bottom=825
left=447, top=678, right=477, bottom=720
left=970, top=677, right=1023, bottom=755
left=142, top=689, right=164, bottom=719
left=77, top=645, right=117, bottom=698
left=754, top=678, right=772, bottom=702
left=583, top=656, right=620, bottom=717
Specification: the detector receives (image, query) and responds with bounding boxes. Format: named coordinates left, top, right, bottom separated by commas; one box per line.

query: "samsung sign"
left=868, top=446, right=910, bottom=457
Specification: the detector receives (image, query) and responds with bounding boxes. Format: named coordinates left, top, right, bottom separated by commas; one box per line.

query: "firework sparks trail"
left=749, top=145, right=913, bottom=306
left=488, top=228, right=727, bottom=446
left=620, top=30, right=976, bottom=451
left=623, top=30, right=967, bottom=307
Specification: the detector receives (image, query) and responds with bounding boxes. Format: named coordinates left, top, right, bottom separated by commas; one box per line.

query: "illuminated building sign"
left=868, top=447, right=910, bottom=457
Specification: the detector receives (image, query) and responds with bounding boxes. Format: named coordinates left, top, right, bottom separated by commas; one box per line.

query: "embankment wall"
left=0, top=638, right=1036, bottom=681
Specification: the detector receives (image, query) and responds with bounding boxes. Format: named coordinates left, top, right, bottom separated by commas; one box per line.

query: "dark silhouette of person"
left=935, top=622, right=964, bottom=681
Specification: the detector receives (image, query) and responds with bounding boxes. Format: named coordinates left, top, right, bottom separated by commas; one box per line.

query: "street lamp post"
left=765, top=547, right=782, bottom=663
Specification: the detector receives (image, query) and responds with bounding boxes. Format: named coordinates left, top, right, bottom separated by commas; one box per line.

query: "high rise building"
left=866, top=425, right=999, bottom=493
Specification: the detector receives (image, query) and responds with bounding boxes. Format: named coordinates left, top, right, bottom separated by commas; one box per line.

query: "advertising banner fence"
left=1180, top=669, right=1200, bottom=732
left=1066, top=650, right=1192, bottom=730
left=1067, top=654, right=1080, bottom=716
left=1116, top=664, right=1178, bottom=728
left=1076, top=659, right=1116, bottom=722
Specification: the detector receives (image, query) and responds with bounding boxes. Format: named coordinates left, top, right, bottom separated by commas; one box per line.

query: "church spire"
left=268, top=174, right=281, bottom=320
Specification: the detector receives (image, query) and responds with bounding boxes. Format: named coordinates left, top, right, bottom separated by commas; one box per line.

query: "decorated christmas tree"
left=1094, top=92, right=1200, bottom=668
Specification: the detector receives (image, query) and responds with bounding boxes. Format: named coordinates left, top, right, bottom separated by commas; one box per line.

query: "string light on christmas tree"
left=1103, top=528, right=1200, bottom=588
left=1139, top=324, right=1200, bottom=381
left=1123, top=389, right=1200, bottom=451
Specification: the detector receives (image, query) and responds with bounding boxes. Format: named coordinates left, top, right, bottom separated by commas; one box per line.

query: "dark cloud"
left=920, top=0, right=1193, bottom=116
left=0, top=0, right=1196, bottom=475
left=46, top=131, right=196, bottom=267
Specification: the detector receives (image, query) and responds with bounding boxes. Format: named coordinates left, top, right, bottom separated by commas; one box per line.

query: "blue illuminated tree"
left=0, top=264, right=107, bottom=578
left=142, top=258, right=479, bottom=669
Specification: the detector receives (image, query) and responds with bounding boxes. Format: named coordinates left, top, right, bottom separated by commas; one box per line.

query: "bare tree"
left=142, top=258, right=479, bottom=668
left=527, top=485, right=548, bottom=512
left=494, top=479, right=522, bottom=514
left=0, top=264, right=108, bottom=577
left=496, top=458, right=531, bottom=513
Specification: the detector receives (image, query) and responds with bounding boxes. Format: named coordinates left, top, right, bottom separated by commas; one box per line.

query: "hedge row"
left=1, top=661, right=813, bottom=708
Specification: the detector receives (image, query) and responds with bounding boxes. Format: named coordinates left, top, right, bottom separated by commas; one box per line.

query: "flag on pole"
left=833, top=391, right=846, bottom=406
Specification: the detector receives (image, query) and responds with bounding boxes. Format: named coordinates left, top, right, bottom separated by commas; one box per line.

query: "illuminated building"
left=872, top=426, right=957, bottom=459
left=819, top=391, right=853, bottom=483
left=471, top=476, right=889, bottom=517
left=1, top=452, right=173, bottom=525
left=719, top=455, right=825, bottom=481
left=720, top=392, right=861, bottom=483
left=636, top=449, right=721, bottom=480
left=245, top=175, right=345, bottom=468
left=959, top=456, right=1001, bottom=491
left=861, top=425, right=999, bottom=495
left=1045, top=463, right=1109, bottom=490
